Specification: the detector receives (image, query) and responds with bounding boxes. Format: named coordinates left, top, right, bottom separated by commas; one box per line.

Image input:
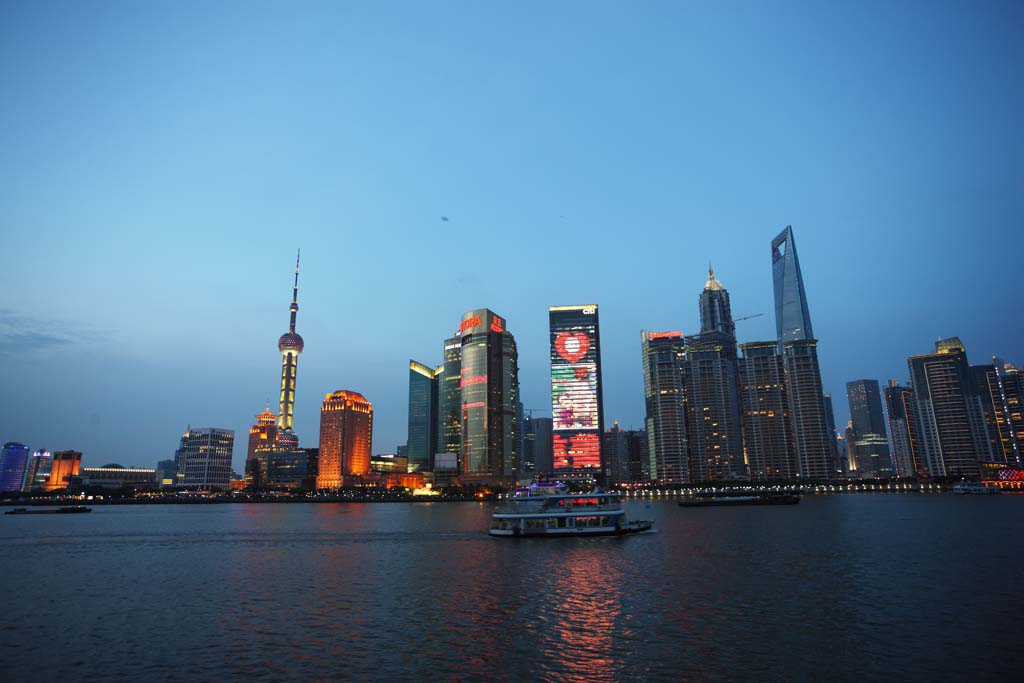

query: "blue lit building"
left=0, top=442, right=30, bottom=493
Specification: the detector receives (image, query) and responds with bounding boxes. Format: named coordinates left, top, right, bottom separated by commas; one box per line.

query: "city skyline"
left=2, top=3, right=1022, bottom=471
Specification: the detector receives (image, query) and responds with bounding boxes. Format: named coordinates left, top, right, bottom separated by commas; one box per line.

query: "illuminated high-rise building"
left=45, top=450, right=83, bottom=491
left=0, top=442, right=30, bottom=493
left=174, top=429, right=233, bottom=490
left=641, top=330, right=690, bottom=484
left=738, top=342, right=794, bottom=480
left=989, top=359, right=1023, bottom=468
left=317, top=390, right=373, bottom=489
left=22, top=449, right=52, bottom=491
left=276, top=251, right=304, bottom=449
left=683, top=334, right=745, bottom=481
left=549, top=305, right=603, bottom=476
left=884, top=381, right=921, bottom=478
left=244, top=408, right=279, bottom=487
left=458, top=309, right=519, bottom=484
left=846, top=380, right=893, bottom=478
left=407, top=360, right=442, bottom=472
left=907, top=338, right=984, bottom=478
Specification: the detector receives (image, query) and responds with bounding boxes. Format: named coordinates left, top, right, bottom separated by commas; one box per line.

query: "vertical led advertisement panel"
left=549, top=305, right=603, bottom=471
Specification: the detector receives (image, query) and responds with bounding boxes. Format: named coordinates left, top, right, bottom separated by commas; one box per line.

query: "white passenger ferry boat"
left=489, top=482, right=654, bottom=537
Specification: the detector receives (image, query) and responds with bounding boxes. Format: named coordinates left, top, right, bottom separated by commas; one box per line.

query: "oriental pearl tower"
left=276, top=251, right=304, bottom=449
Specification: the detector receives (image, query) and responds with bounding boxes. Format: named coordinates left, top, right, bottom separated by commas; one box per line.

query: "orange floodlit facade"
left=44, top=450, right=82, bottom=491
left=317, top=390, right=373, bottom=489
left=247, top=409, right=279, bottom=460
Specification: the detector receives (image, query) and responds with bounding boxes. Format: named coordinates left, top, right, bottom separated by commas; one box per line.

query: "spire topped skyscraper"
left=277, top=251, right=304, bottom=448
left=771, top=226, right=814, bottom=344
left=699, top=263, right=735, bottom=339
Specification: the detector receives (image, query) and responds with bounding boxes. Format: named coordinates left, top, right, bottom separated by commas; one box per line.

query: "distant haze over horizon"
left=2, top=2, right=1021, bottom=471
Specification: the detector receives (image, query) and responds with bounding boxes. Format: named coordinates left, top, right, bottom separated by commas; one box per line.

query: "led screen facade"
left=549, top=305, right=603, bottom=472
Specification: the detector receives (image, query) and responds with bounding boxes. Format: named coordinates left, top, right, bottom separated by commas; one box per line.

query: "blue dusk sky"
left=1, top=1, right=1021, bottom=471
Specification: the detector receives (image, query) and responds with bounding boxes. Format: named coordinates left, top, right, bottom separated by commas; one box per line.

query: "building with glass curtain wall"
left=458, top=309, right=519, bottom=485
left=407, top=360, right=441, bottom=472
left=846, top=380, right=893, bottom=478
left=549, top=305, right=604, bottom=477
left=0, top=442, right=30, bottom=493
left=738, top=342, right=794, bottom=480
left=174, top=429, right=233, bottom=490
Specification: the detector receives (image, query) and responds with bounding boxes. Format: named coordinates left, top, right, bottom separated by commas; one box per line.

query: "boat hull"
left=489, top=520, right=653, bottom=538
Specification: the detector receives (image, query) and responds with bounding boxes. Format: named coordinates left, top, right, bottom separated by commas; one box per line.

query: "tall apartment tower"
left=276, top=252, right=304, bottom=449
left=602, top=423, right=649, bottom=486
left=318, top=390, right=373, bottom=488
left=845, top=380, right=893, bottom=478
left=407, top=361, right=441, bottom=472
left=738, top=342, right=794, bottom=479
left=531, top=417, right=554, bottom=475
left=907, top=337, right=992, bottom=478
left=772, top=226, right=832, bottom=480
left=684, top=338, right=745, bottom=481
left=641, top=331, right=690, bottom=484
left=549, top=305, right=604, bottom=477
left=458, top=309, right=520, bottom=484
left=884, top=381, right=921, bottom=478
left=174, top=429, right=233, bottom=490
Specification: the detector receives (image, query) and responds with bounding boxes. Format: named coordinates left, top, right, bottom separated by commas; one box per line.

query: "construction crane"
left=735, top=313, right=764, bottom=323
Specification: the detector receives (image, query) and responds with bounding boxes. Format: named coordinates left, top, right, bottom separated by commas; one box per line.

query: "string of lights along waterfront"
left=4, top=226, right=1024, bottom=496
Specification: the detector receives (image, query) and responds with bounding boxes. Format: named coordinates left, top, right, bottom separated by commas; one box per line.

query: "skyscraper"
left=549, top=305, right=604, bottom=476
left=276, top=252, right=304, bottom=449
left=908, top=338, right=984, bottom=478
left=884, top=381, right=921, bottom=478
left=845, top=380, right=893, bottom=478
left=407, top=361, right=441, bottom=472
left=641, top=330, right=690, bottom=484
left=783, top=340, right=833, bottom=479
left=0, top=442, right=30, bottom=493
left=458, top=309, right=519, bottom=484
left=683, top=337, right=745, bottom=481
left=771, top=226, right=832, bottom=480
left=771, top=226, right=814, bottom=344
left=436, top=336, right=463, bottom=461
left=738, top=342, right=794, bottom=480
left=174, top=429, right=233, bottom=490
left=699, top=265, right=736, bottom=338
left=318, top=390, right=373, bottom=488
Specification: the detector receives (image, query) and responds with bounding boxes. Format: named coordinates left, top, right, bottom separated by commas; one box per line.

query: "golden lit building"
left=317, top=390, right=373, bottom=489
left=247, top=409, right=279, bottom=460
left=44, top=450, right=82, bottom=491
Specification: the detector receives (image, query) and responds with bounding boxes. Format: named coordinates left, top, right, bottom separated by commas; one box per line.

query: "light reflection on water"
left=1, top=496, right=1022, bottom=682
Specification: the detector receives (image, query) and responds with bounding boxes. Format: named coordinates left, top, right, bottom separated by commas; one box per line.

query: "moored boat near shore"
left=678, top=494, right=801, bottom=508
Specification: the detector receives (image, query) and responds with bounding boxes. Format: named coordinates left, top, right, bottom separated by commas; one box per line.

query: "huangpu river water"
left=1, top=495, right=1021, bottom=682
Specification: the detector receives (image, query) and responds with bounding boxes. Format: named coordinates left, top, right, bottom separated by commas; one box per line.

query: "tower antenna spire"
left=290, top=249, right=300, bottom=333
